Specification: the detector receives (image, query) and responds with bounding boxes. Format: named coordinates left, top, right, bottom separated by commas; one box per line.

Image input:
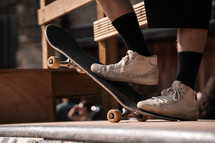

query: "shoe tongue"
left=127, top=50, right=134, bottom=55
left=126, top=50, right=136, bottom=58
left=172, top=80, right=184, bottom=89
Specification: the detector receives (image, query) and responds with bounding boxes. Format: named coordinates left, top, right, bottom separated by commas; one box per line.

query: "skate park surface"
left=0, top=120, right=215, bottom=143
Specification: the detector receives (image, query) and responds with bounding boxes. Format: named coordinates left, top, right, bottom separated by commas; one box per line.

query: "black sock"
left=176, top=52, right=203, bottom=89
left=112, top=12, right=152, bottom=56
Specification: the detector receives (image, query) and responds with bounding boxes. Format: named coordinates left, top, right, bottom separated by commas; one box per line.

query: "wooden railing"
left=38, top=0, right=94, bottom=25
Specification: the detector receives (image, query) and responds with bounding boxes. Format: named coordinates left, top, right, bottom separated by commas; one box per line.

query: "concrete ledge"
left=0, top=120, right=215, bottom=143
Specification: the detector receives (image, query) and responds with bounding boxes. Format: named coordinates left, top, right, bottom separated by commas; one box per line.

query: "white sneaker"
left=91, top=50, right=159, bottom=85
left=137, top=81, right=199, bottom=120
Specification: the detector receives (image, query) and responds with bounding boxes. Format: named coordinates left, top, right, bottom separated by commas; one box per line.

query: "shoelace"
left=106, top=51, right=135, bottom=73
left=152, top=87, right=181, bottom=102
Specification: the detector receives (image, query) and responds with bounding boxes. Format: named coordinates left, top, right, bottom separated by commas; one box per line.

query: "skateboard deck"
left=45, top=25, right=178, bottom=122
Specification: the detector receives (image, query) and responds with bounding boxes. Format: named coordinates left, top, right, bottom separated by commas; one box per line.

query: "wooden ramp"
left=0, top=120, right=215, bottom=143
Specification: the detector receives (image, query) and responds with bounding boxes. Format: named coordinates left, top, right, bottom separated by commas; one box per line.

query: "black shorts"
left=144, top=0, right=212, bottom=29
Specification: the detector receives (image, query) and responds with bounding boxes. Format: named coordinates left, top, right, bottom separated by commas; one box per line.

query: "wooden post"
left=96, top=3, right=119, bottom=119
left=40, top=0, right=54, bottom=68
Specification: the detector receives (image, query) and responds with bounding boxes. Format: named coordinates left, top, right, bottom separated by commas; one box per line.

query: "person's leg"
left=176, top=28, right=208, bottom=89
left=96, top=0, right=133, bottom=22
left=137, top=29, right=208, bottom=120
left=177, top=28, right=208, bottom=53
left=96, top=0, right=151, bottom=56
left=136, top=0, right=212, bottom=120
left=91, top=0, right=158, bottom=85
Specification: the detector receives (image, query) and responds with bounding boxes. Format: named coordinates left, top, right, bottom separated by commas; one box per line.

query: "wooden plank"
left=39, top=0, right=45, bottom=7
left=94, top=15, right=146, bottom=34
left=38, top=0, right=94, bottom=25
left=0, top=70, right=54, bottom=124
left=40, top=0, right=55, bottom=69
left=96, top=3, right=119, bottom=119
left=51, top=70, right=100, bottom=97
left=41, top=24, right=54, bottom=68
left=93, top=1, right=147, bottom=41
left=98, top=37, right=118, bottom=65
left=99, top=37, right=119, bottom=119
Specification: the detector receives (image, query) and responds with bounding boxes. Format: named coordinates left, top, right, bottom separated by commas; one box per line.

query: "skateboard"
left=45, top=25, right=179, bottom=123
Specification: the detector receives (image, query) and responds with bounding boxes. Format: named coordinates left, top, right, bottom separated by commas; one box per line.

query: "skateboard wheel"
left=47, top=56, right=60, bottom=69
left=135, top=114, right=148, bottom=122
left=107, top=109, right=122, bottom=123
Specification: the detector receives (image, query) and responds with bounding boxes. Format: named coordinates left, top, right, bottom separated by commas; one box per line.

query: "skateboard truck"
left=47, top=56, right=85, bottom=74
left=107, top=108, right=148, bottom=123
